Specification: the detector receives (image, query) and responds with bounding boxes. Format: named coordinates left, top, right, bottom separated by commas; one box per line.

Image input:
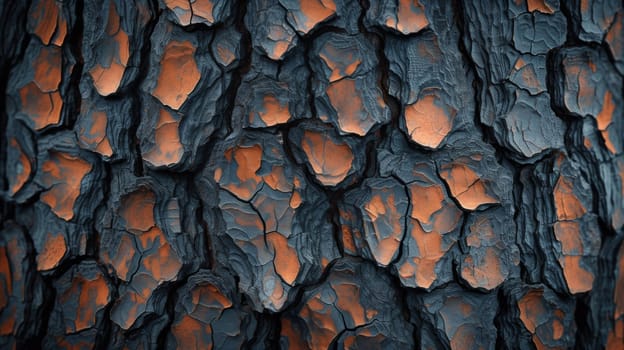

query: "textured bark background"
left=1, top=0, right=623, bottom=349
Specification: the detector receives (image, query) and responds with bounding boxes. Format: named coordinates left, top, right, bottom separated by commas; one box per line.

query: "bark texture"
left=1, top=0, right=623, bottom=349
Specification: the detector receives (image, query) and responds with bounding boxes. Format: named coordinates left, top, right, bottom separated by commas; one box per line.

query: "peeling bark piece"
left=29, top=129, right=106, bottom=226
left=510, top=54, right=547, bottom=95
left=167, top=270, right=258, bottom=349
left=234, top=50, right=310, bottom=129
left=288, top=121, right=363, bottom=188
left=36, top=232, right=67, bottom=271
left=311, top=32, right=390, bottom=136
left=246, top=0, right=298, bottom=61
left=605, top=11, right=624, bottom=75
left=152, top=40, right=200, bottom=110
left=279, top=0, right=336, bottom=34
left=324, top=76, right=389, bottom=136
left=553, top=46, right=623, bottom=155
left=39, top=151, right=92, bottom=221
left=164, top=0, right=232, bottom=27
left=7, top=42, right=64, bottom=131
left=438, top=157, right=500, bottom=211
left=44, top=261, right=111, bottom=347
left=409, top=283, right=498, bottom=350
left=140, top=105, right=184, bottom=168
left=212, top=27, right=242, bottom=69
left=500, top=283, right=576, bottom=349
left=383, top=3, right=477, bottom=151
left=576, top=119, right=624, bottom=232
left=99, top=170, right=206, bottom=330
left=87, top=1, right=128, bottom=96
left=75, top=88, right=133, bottom=161
left=459, top=208, right=519, bottom=291
left=0, top=225, right=46, bottom=347
left=197, top=131, right=339, bottom=312
left=5, top=136, right=34, bottom=197
left=519, top=154, right=601, bottom=294
left=141, top=17, right=231, bottom=170
left=340, top=177, right=408, bottom=267
left=404, top=88, right=456, bottom=149
left=83, top=0, right=153, bottom=96
left=366, top=0, right=429, bottom=35
left=280, top=258, right=414, bottom=349
left=27, top=0, right=71, bottom=46
left=461, top=0, right=567, bottom=161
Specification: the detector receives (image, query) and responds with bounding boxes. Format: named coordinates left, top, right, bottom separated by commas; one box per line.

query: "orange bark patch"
left=216, top=44, right=236, bottom=66
left=553, top=221, right=583, bottom=255
left=19, top=83, right=63, bottom=130
left=439, top=163, right=499, bottom=210
left=89, top=1, right=129, bottom=96
left=301, top=130, right=354, bottom=186
left=595, top=91, right=618, bottom=154
left=399, top=222, right=446, bottom=288
left=60, top=274, right=110, bottom=332
left=140, top=229, right=183, bottom=282
left=559, top=255, right=594, bottom=294
left=152, top=40, right=200, bottom=110
left=191, top=283, right=233, bottom=312
left=288, top=0, right=336, bottom=34
left=318, top=42, right=361, bottom=82
left=220, top=144, right=263, bottom=201
left=40, top=152, right=92, bottom=221
left=553, top=176, right=586, bottom=220
left=364, top=193, right=403, bottom=266
left=33, top=46, right=62, bottom=92
left=171, top=314, right=212, bottom=349
left=327, top=78, right=379, bottom=136
left=518, top=289, right=546, bottom=333
left=105, top=234, right=137, bottom=281
left=298, top=293, right=339, bottom=349
left=36, top=233, right=66, bottom=271
left=408, top=183, right=445, bottom=226
left=143, top=109, right=184, bottom=167
left=392, top=0, right=429, bottom=34
left=119, top=188, right=156, bottom=233
left=266, top=26, right=295, bottom=60
left=254, top=95, right=291, bottom=126
left=461, top=216, right=507, bottom=290
left=267, top=232, right=300, bottom=285
left=332, top=282, right=366, bottom=326
left=78, top=110, right=113, bottom=157
left=404, top=92, right=456, bottom=148
left=8, top=138, right=32, bottom=196
left=460, top=247, right=505, bottom=290
left=527, top=0, right=555, bottom=13
left=29, top=0, right=67, bottom=46
left=165, top=0, right=215, bottom=25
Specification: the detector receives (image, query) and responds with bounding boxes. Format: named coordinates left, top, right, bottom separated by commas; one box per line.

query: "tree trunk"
left=1, top=0, right=623, bottom=349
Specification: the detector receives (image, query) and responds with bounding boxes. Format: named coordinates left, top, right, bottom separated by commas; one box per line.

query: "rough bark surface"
left=1, top=0, right=623, bottom=349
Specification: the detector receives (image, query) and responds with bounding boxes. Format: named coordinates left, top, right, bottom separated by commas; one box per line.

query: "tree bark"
left=1, top=0, right=623, bottom=349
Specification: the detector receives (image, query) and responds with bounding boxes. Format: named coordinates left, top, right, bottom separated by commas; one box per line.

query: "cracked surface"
left=1, top=0, right=623, bottom=348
